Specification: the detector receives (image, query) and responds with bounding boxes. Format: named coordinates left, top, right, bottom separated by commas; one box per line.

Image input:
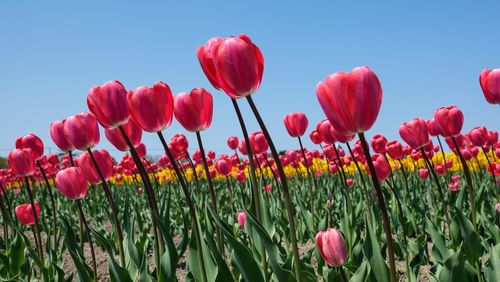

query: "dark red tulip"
left=128, top=81, right=174, bottom=132
left=87, top=80, right=130, bottom=129
left=283, top=112, right=309, bottom=137
left=316, top=66, right=382, bottom=136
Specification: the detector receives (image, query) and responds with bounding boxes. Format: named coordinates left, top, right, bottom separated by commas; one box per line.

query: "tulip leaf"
left=485, top=243, right=500, bottom=282
left=362, top=217, right=389, bottom=282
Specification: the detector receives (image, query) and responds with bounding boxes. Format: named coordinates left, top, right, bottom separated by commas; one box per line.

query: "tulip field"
left=1, top=34, right=500, bottom=282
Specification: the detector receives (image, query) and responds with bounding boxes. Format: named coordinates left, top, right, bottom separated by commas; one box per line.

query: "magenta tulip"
left=64, top=112, right=100, bottom=151
left=479, top=68, right=500, bottom=104
left=50, top=120, right=74, bottom=152
left=174, top=88, right=213, bottom=132
left=55, top=167, right=88, bottom=200
left=434, top=106, right=464, bottom=137
left=315, top=228, right=347, bottom=267
left=283, top=112, right=309, bottom=137
left=87, top=80, right=130, bottom=128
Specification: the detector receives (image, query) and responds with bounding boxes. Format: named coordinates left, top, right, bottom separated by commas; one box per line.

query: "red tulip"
left=479, top=68, right=500, bottom=104
left=418, top=168, right=429, bottom=179
left=315, top=228, right=347, bottom=267
left=346, top=178, right=353, bottom=186
left=64, top=112, right=100, bottom=151
left=76, top=149, right=114, bottom=185
left=15, top=133, right=44, bottom=161
left=55, top=167, right=88, bottom=200
left=15, top=201, right=40, bottom=225
left=488, top=130, right=498, bottom=146
left=249, top=131, right=268, bottom=154
left=135, top=143, right=147, bottom=159
left=87, top=80, right=130, bottom=129
left=385, top=140, right=403, bottom=160
left=283, top=112, right=309, bottom=137
left=227, top=136, right=239, bottom=150
left=309, top=130, right=322, bottom=145
left=365, top=153, right=391, bottom=181
left=434, top=106, right=463, bottom=137
left=171, top=133, right=189, bottom=153
left=370, top=134, right=387, bottom=154
left=204, top=34, right=264, bottom=98
left=264, top=184, right=273, bottom=193
left=105, top=119, right=142, bottom=152
left=399, top=118, right=429, bottom=150
left=435, top=164, right=446, bottom=175
left=215, top=158, right=232, bottom=176
left=8, top=149, right=35, bottom=177
left=174, top=88, right=213, bottom=132
left=468, top=126, right=489, bottom=147
left=316, top=66, right=382, bottom=136
left=425, top=119, right=441, bottom=137
left=236, top=170, right=246, bottom=183
left=50, top=120, right=74, bottom=152
left=128, top=82, right=174, bottom=132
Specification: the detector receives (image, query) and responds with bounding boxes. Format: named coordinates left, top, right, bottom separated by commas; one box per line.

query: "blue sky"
left=1, top=1, right=499, bottom=159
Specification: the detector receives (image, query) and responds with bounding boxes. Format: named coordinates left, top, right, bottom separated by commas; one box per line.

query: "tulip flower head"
left=315, top=228, right=348, bottom=267
left=237, top=211, right=247, bottom=228
left=283, top=112, right=309, bottom=137
left=87, top=80, right=130, bottom=129
left=479, top=68, right=500, bottom=104
left=434, top=106, right=464, bottom=137
left=15, top=201, right=41, bottom=225
left=15, top=133, right=44, bottom=161
left=55, top=167, right=88, bottom=200
left=50, top=119, right=74, bottom=152
left=174, top=88, right=213, bottom=132
left=316, top=66, right=382, bottom=136
left=64, top=112, right=100, bottom=151
left=399, top=118, right=430, bottom=150
left=8, top=148, right=35, bottom=177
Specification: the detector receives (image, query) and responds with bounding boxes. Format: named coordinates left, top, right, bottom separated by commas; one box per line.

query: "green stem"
left=358, top=132, right=397, bottom=282
left=76, top=199, right=97, bottom=281
left=36, top=161, right=58, bottom=251
left=246, top=96, right=302, bottom=282
left=24, top=177, right=44, bottom=260
left=298, top=136, right=315, bottom=222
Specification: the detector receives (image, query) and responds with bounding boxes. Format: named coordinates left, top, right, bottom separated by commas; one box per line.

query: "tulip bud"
left=283, top=112, right=309, bottom=137
left=15, top=133, right=44, bottom=161
left=8, top=149, right=35, bottom=177
left=87, top=80, right=130, bottom=129
left=434, top=106, right=464, bottom=137
left=479, top=68, right=500, bottom=104
left=237, top=211, right=247, bottom=228
left=15, top=201, right=41, bottom=225
left=64, top=112, right=100, bottom=151
left=55, top=167, right=88, bottom=200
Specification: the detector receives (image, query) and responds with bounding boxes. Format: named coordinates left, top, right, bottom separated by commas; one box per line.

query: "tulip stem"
left=340, top=266, right=349, bottom=282
left=24, top=177, right=44, bottom=260
left=186, top=153, right=201, bottom=189
left=86, top=149, right=125, bottom=266
left=157, top=131, right=208, bottom=282
left=68, top=152, right=85, bottom=251
left=119, top=126, right=164, bottom=272
left=298, top=136, right=315, bottom=222
left=0, top=183, right=15, bottom=226
left=421, top=149, right=451, bottom=233
left=481, top=147, right=498, bottom=198
left=195, top=131, right=223, bottom=254
left=436, top=136, right=450, bottom=183
left=231, top=98, right=268, bottom=280
left=246, top=96, right=302, bottom=282
left=36, top=161, right=58, bottom=251
left=75, top=199, right=97, bottom=281
left=0, top=197, right=9, bottom=240
left=357, top=132, right=397, bottom=282
left=346, top=142, right=372, bottom=219
left=333, top=145, right=348, bottom=191
left=451, top=137, right=477, bottom=229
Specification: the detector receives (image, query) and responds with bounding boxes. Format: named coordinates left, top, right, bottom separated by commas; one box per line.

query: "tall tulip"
left=370, top=134, right=387, bottom=154
left=87, top=80, right=129, bottom=128
left=468, top=126, right=489, bottom=147
left=50, top=119, right=74, bottom=152
left=55, top=167, right=88, bottom=200
left=76, top=150, right=114, bottom=185
left=64, top=112, right=100, bottom=151
left=127, top=82, right=174, bottom=132
left=315, top=228, right=347, bottom=267
left=479, top=68, right=500, bottom=104
left=105, top=119, right=142, bottom=152
left=434, top=106, right=463, bottom=137
left=399, top=118, right=430, bottom=150
left=316, top=66, right=382, bottom=136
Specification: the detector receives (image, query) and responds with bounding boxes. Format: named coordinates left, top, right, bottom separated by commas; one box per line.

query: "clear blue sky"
left=1, top=1, right=499, bottom=159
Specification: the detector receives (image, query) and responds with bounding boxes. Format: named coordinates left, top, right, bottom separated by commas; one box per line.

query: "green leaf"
left=349, top=260, right=370, bottom=282
left=362, top=217, right=389, bottom=282
left=211, top=210, right=265, bottom=282
left=453, top=209, right=483, bottom=263
left=60, top=215, right=94, bottom=282
left=425, top=217, right=452, bottom=264
left=438, top=248, right=473, bottom=282
left=485, top=243, right=500, bottom=282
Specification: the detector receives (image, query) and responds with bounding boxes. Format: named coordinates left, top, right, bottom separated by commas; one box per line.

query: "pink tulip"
left=15, top=201, right=41, bottom=225
left=370, top=134, right=387, bottom=154
left=15, top=133, right=44, bottom=161
left=399, top=118, right=429, bottom=150
left=237, top=211, right=247, bottom=228
left=249, top=132, right=268, bottom=154
left=227, top=136, right=239, bottom=150
left=76, top=149, right=114, bottom=185
left=434, top=106, right=464, bottom=137
left=283, top=112, right=309, bottom=137
left=365, top=153, right=391, bottom=181
left=468, top=126, right=489, bottom=147
left=87, top=80, right=130, bottom=129
left=8, top=149, right=35, bottom=177
left=385, top=140, right=403, bottom=160
left=55, top=167, right=88, bottom=200
left=315, top=228, right=347, bottom=267
left=50, top=120, right=74, bottom=152
left=316, top=120, right=337, bottom=144
left=316, top=66, right=382, bottom=136
left=105, top=119, right=142, bottom=152
left=479, top=68, right=500, bottom=104
left=309, top=130, right=322, bottom=145
left=418, top=168, right=429, bottom=179
left=128, top=82, right=174, bottom=132
left=197, top=37, right=224, bottom=90
left=64, top=112, right=100, bottom=151
left=215, top=158, right=232, bottom=176
left=174, top=88, right=213, bottom=132
left=425, top=119, right=441, bottom=137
